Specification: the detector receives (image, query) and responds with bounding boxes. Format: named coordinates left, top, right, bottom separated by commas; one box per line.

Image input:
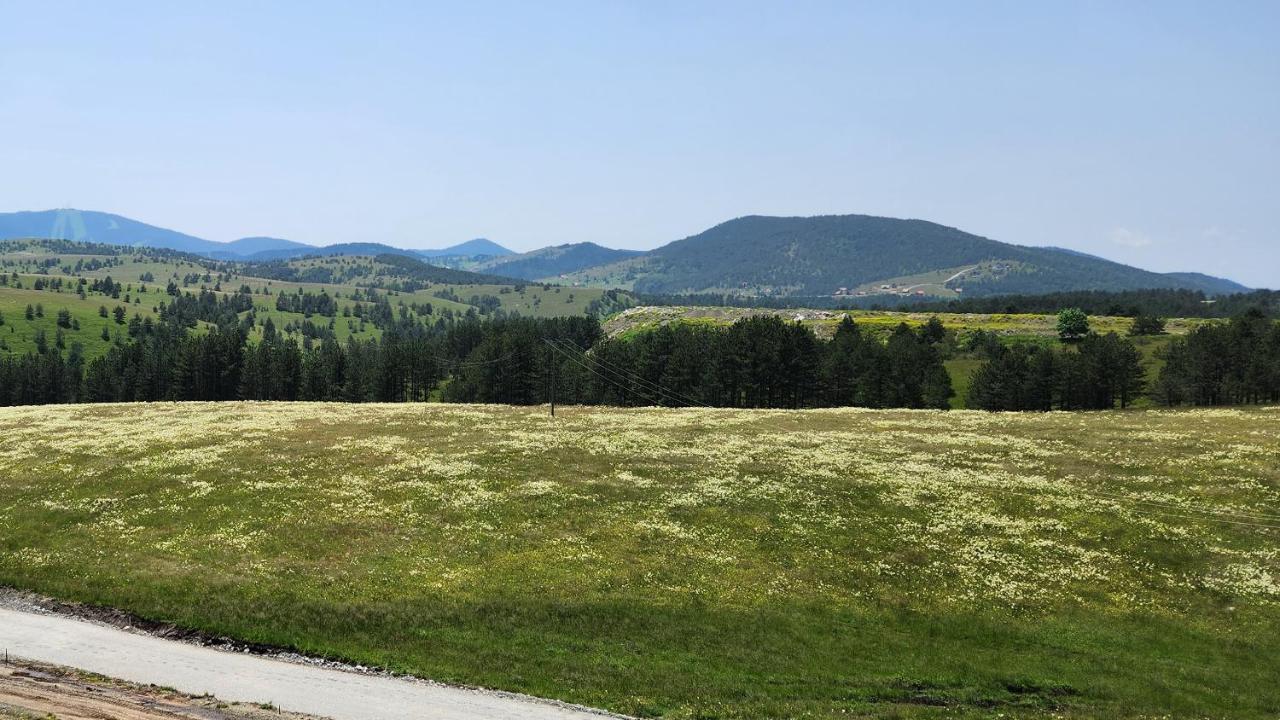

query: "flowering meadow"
left=1, top=402, right=1277, bottom=718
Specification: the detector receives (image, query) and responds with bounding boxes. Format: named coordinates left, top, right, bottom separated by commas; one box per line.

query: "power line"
left=547, top=339, right=689, bottom=407
left=417, top=347, right=520, bottom=369
left=553, top=338, right=709, bottom=408
left=544, top=339, right=674, bottom=408
left=544, top=339, right=664, bottom=405
left=547, top=338, right=687, bottom=407
left=550, top=338, right=713, bottom=409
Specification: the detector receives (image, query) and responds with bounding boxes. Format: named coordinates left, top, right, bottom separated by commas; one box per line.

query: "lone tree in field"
left=1128, top=315, right=1167, bottom=336
left=1057, top=308, right=1090, bottom=342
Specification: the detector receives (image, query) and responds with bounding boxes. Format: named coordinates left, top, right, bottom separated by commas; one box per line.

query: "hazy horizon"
left=2, top=2, right=1277, bottom=287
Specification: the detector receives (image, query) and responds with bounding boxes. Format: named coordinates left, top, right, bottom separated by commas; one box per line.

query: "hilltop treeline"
left=966, top=311, right=1280, bottom=410
left=635, top=288, right=1280, bottom=318
left=904, top=288, right=1279, bottom=319
left=0, top=310, right=951, bottom=409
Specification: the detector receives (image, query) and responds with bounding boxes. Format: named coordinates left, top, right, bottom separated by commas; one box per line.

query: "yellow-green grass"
left=605, top=306, right=1219, bottom=341
left=2, top=403, right=1277, bottom=718
left=850, top=265, right=972, bottom=299
left=0, top=276, right=597, bottom=359
left=846, top=260, right=1036, bottom=300
left=395, top=283, right=610, bottom=318
left=943, top=357, right=984, bottom=408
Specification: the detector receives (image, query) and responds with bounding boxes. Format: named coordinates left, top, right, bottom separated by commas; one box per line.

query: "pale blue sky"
left=1, top=1, right=1277, bottom=287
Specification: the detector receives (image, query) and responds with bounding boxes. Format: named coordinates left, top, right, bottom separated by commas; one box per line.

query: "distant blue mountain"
left=247, top=239, right=514, bottom=262
left=475, top=242, right=643, bottom=280
left=0, top=208, right=1254, bottom=295
left=0, top=209, right=221, bottom=253
left=0, top=209, right=514, bottom=261
left=242, top=242, right=417, bottom=261
left=203, top=236, right=315, bottom=260
left=418, top=238, right=514, bottom=258
left=227, top=236, right=314, bottom=255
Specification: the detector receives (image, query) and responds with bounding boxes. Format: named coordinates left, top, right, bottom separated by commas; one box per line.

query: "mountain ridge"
left=473, top=242, right=644, bottom=280
left=557, top=214, right=1249, bottom=297
left=0, top=209, right=514, bottom=261
left=0, top=208, right=1251, bottom=296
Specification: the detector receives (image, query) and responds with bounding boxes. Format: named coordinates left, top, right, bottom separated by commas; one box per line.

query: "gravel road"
left=0, top=606, right=622, bottom=720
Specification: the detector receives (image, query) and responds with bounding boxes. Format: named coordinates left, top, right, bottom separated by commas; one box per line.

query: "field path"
left=0, top=606, right=621, bottom=720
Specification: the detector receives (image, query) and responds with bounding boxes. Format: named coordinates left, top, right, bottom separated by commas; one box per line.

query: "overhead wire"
left=550, top=338, right=714, bottom=409
left=545, top=338, right=690, bottom=407
left=544, top=339, right=674, bottom=407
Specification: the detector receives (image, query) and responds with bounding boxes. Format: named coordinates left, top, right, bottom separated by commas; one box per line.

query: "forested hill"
left=1161, top=272, right=1251, bottom=295
left=475, top=242, right=643, bottom=280
left=562, top=214, right=1245, bottom=297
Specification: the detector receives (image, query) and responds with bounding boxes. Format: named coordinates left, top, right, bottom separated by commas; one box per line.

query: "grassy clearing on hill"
left=2, top=403, right=1278, bottom=718
left=603, top=305, right=1217, bottom=341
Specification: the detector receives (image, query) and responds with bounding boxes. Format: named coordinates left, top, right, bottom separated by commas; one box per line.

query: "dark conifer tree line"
left=1153, top=311, right=1280, bottom=406
left=275, top=289, right=339, bottom=317
left=1, top=307, right=956, bottom=409
left=4, top=294, right=1278, bottom=411
left=966, top=333, right=1147, bottom=411
left=965, top=311, right=1280, bottom=410
left=906, top=288, right=1279, bottom=319
left=637, top=288, right=1280, bottom=319
left=570, top=316, right=952, bottom=409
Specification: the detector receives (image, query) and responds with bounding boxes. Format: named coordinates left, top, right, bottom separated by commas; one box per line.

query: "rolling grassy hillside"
left=1, top=403, right=1277, bottom=718
left=0, top=239, right=1213, bottom=407
left=0, top=240, right=614, bottom=358
left=561, top=215, right=1246, bottom=298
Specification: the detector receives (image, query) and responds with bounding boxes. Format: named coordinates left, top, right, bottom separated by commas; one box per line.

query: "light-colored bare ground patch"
left=0, top=659, right=322, bottom=720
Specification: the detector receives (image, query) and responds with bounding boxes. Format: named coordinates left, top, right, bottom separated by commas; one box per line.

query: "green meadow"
left=2, top=402, right=1276, bottom=718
